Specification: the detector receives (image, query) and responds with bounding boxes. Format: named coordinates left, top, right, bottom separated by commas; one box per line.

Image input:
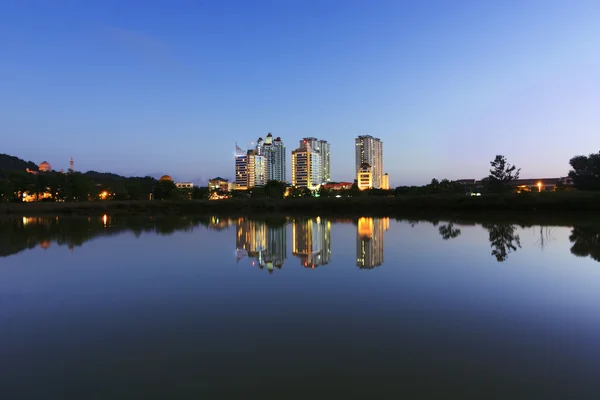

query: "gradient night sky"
left=1, top=0, right=599, bottom=186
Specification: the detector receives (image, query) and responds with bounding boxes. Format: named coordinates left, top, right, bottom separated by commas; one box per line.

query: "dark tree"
left=318, top=185, right=331, bottom=198
left=192, top=186, right=210, bottom=200
left=153, top=180, right=177, bottom=200
left=487, top=155, right=520, bottom=193
left=568, top=152, right=600, bottom=190
left=264, top=180, right=287, bottom=198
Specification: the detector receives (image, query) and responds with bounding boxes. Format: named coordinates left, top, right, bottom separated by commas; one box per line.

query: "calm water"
left=1, top=215, right=600, bottom=398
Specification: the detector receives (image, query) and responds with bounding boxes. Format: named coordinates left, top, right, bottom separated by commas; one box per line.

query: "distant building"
left=235, top=144, right=267, bottom=189
left=235, top=145, right=249, bottom=189
left=357, top=163, right=373, bottom=190
left=257, top=134, right=286, bottom=182
left=291, top=148, right=310, bottom=188
left=381, top=173, right=390, bottom=190
left=209, top=177, right=229, bottom=192
left=39, top=161, right=52, bottom=172
left=355, top=135, right=383, bottom=188
left=159, top=175, right=173, bottom=182
left=322, top=182, right=354, bottom=191
left=175, top=182, right=193, bottom=189
left=299, top=137, right=330, bottom=184
left=457, top=177, right=574, bottom=192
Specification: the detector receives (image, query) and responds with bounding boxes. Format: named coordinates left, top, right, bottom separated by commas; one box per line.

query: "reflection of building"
left=292, top=217, right=331, bottom=268
left=357, top=163, right=373, bottom=190
left=355, top=135, right=384, bottom=188
left=236, top=218, right=287, bottom=272
left=209, top=216, right=232, bottom=230
left=356, top=217, right=389, bottom=269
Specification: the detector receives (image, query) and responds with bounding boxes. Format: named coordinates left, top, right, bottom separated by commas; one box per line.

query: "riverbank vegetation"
left=2, top=152, right=600, bottom=215
left=3, top=190, right=600, bottom=216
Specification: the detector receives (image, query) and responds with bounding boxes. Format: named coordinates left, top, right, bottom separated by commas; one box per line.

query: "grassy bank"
left=2, top=191, right=600, bottom=218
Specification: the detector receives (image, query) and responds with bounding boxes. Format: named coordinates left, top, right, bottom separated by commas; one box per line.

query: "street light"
left=537, top=182, right=542, bottom=192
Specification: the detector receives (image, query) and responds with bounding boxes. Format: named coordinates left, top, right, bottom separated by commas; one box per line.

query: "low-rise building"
left=209, top=177, right=229, bottom=192
left=322, top=182, right=354, bottom=191
left=357, top=163, right=373, bottom=190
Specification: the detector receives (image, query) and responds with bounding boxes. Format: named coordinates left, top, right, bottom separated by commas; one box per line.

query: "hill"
left=0, top=153, right=38, bottom=171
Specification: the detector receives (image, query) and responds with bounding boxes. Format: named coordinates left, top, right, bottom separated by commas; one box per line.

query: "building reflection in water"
left=235, top=218, right=286, bottom=273
left=356, top=217, right=389, bottom=269
left=292, top=217, right=331, bottom=268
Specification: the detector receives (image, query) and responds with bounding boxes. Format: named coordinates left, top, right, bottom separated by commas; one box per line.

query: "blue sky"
left=1, top=0, right=599, bottom=186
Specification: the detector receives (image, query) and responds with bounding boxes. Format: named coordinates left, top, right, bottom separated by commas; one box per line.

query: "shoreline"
left=2, top=193, right=600, bottom=222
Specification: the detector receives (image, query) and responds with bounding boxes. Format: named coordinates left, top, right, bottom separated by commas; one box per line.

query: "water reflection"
left=292, top=217, right=331, bottom=268
left=4, top=216, right=600, bottom=266
left=356, top=217, right=389, bottom=269
left=569, top=226, right=600, bottom=262
left=438, top=223, right=461, bottom=240
left=483, top=224, right=522, bottom=262
left=236, top=217, right=287, bottom=272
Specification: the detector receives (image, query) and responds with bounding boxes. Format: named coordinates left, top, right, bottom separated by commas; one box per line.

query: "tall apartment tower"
left=319, top=140, right=330, bottom=182
left=235, top=144, right=266, bottom=189
left=291, top=148, right=310, bottom=188
left=299, top=137, right=329, bottom=185
left=355, top=135, right=383, bottom=189
left=257, top=133, right=286, bottom=182
left=235, top=145, right=249, bottom=189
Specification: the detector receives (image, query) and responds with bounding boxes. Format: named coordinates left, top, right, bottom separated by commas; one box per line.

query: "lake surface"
left=1, top=215, right=600, bottom=398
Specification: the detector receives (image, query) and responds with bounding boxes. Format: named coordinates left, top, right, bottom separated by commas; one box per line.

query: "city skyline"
left=2, top=2, right=599, bottom=186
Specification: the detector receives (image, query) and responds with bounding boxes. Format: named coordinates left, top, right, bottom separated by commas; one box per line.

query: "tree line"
left=2, top=150, right=600, bottom=202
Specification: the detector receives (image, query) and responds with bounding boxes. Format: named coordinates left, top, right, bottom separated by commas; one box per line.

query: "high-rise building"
left=291, top=148, right=310, bottom=188
left=299, top=137, right=329, bottom=184
left=356, top=217, right=389, bottom=269
left=235, top=145, right=249, bottom=189
left=355, top=135, right=383, bottom=189
left=319, top=140, right=330, bottom=183
left=235, top=144, right=266, bottom=189
left=257, top=133, right=286, bottom=182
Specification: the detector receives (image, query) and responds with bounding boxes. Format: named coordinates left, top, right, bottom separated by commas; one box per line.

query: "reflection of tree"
left=0, top=216, right=216, bottom=258
left=438, top=223, right=461, bottom=240
left=569, top=226, right=600, bottom=262
left=482, top=224, right=521, bottom=262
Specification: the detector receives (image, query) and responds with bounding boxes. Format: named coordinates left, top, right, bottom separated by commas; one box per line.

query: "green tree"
left=264, top=180, right=287, bottom=198
left=486, top=155, right=520, bottom=194
left=568, top=151, right=600, bottom=190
